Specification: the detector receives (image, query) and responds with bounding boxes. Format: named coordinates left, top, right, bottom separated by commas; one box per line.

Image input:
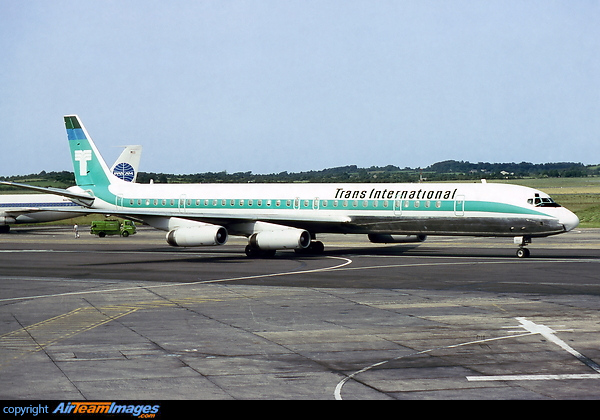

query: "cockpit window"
left=528, top=194, right=561, bottom=207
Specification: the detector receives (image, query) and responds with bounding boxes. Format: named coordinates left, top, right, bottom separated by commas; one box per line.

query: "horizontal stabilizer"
left=0, top=181, right=95, bottom=207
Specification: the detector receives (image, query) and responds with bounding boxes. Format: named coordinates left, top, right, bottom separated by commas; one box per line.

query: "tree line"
left=1, top=160, right=597, bottom=190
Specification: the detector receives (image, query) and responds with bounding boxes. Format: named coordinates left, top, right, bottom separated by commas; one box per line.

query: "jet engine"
left=249, top=228, right=311, bottom=251
left=0, top=216, right=16, bottom=225
left=166, top=225, right=228, bottom=247
left=368, top=234, right=427, bottom=243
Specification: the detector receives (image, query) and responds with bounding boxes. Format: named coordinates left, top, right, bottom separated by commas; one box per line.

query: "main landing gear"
left=514, top=236, right=531, bottom=258
left=294, top=240, right=325, bottom=255
left=244, top=240, right=325, bottom=258
left=244, top=245, right=276, bottom=258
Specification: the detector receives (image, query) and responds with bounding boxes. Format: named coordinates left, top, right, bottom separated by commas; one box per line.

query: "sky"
left=1, top=0, right=598, bottom=176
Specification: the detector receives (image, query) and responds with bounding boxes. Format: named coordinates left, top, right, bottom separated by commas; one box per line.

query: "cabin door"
left=454, top=195, right=465, bottom=216
left=393, top=200, right=402, bottom=216
left=179, top=194, right=187, bottom=212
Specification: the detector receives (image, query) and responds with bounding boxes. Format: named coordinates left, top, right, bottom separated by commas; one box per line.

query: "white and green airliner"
left=3, top=115, right=580, bottom=258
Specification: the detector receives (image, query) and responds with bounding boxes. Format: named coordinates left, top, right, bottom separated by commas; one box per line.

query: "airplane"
left=0, top=145, right=142, bottom=233
left=1, top=115, right=580, bottom=258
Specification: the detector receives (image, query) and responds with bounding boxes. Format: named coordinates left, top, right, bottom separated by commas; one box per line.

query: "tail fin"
left=65, top=115, right=113, bottom=188
left=110, top=145, right=142, bottom=182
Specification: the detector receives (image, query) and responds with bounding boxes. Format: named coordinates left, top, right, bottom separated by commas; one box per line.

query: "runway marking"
left=466, top=374, right=600, bottom=381
left=466, top=317, right=600, bottom=382
left=0, top=306, right=138, bottom=368
left=0, top=297, right=226, bottom=368
left=1, top=254, right=596, bottom=305
left=334, top=329, right=535, bottom=400
left=0, top=256, right=353, bottom=303
left=331, top=258, right=600, bottom=274
left=0, top=257, right=353, bottom=368
left=334, top=317, right=600, bottom=400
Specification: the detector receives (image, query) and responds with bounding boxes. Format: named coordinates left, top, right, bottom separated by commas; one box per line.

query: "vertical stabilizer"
left=65, top=115, right=113, bottom=188
left=111, top=145, right=142, bottom=182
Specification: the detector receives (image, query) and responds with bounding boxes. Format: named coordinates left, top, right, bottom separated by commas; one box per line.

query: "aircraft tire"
left=516, top=248, right=530, bottom=258
left=245, top=245, right=276, bottom=258
left=295, top=241, right=325, bottom=255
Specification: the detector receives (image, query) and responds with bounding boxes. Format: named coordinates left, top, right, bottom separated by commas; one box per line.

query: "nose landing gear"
left=514, top=236, right=531, bottom=258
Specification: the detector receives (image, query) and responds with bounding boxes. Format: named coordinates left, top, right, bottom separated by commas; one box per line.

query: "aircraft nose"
left=559, top=209, right=579, bottom=232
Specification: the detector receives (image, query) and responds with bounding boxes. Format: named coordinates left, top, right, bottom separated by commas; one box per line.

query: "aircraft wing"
left=0, top=181, right=95, bottom=207
left=22, top=206, right=351, bottom=223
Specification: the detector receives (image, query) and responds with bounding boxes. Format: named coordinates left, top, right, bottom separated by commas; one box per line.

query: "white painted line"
left=334, top=331, right=534, bottom=400
left=467, top=374, right=600, bottom=381
left=515, top=317, right=600, bottom=374
left=335, top=317, right=600, bottom=399
left=0, top=256, right=353, bottom=303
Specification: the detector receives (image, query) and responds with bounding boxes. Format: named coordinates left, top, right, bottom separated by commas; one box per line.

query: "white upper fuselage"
left=79, top=179, right=579, bottom=238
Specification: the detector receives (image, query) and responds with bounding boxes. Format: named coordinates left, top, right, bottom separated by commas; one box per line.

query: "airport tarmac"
left=0, top=226, right=599, bottom=400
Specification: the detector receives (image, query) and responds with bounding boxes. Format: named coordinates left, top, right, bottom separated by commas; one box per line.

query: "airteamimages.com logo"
left=53, top=402, right=160, bottom=417
left=3, top=402, right=160, bottom=418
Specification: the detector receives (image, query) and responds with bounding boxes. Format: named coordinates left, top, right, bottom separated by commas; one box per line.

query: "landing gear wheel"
left=245, top=245, right=259, bottom=258
left=294, top=241, right=325, bottom=255
left=245, top=245, right=276, bottom=258
left=516, top=247, right=530, bottom=258
left=309, top=240, right=324, bottom=254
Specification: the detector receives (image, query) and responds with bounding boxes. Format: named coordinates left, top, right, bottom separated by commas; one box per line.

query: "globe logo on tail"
left=113, top=162, right=135, bottom=182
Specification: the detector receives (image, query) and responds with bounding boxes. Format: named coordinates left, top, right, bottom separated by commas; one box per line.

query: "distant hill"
left=1, top=160, right=597, bottom=190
